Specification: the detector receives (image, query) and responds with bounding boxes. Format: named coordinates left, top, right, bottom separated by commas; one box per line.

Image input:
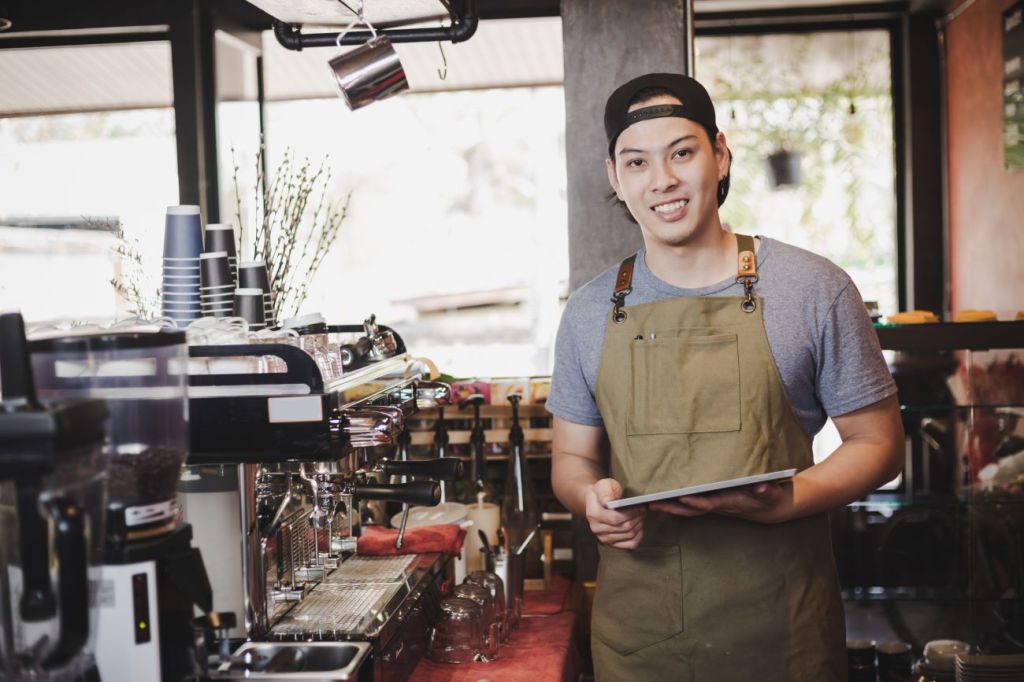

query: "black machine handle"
left=508, top=393, right=524, bottom=449
left=16, top=479, right=56, bottom=622
left=0, top=312, right=39, bottom=409
left=380, top=457, right=463, bottom=480
left=42, top=496, right=89, bottom=668
left=353, top=481, right=440, bottom=507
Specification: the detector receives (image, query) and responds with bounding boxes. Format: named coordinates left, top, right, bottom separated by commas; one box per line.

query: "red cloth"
left=522, top=574, right=572, bottom=616
left=410, top=611, right=581, bottom=682
left=356, top=524, right=466, bottom=556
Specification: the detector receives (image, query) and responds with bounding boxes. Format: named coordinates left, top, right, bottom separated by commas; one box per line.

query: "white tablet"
left=604, top=468, right=798, bottom=510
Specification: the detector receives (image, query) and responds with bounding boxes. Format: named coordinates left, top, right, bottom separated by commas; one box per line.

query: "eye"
left=625, top=158, right=645, bottom=169
left=672, top=147, right=693, bottom=159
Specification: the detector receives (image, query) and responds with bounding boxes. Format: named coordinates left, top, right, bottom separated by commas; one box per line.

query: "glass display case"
left=836, top=321, right=1024, bottom=657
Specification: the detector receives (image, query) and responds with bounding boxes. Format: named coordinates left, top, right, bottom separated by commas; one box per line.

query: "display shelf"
left=874, top=320, right=1024, bottom=351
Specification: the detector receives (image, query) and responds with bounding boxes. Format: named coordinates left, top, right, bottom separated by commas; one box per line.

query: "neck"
left=643, top=226, right=738, bottom=289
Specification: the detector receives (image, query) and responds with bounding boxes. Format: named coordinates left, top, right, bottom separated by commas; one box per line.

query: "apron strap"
left=610, top=254, right=637, bottom=324
left=735, top=233, right=758, bottom=313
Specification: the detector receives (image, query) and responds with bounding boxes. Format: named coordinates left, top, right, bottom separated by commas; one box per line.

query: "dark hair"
left=607, top=87, right=733, bottom=221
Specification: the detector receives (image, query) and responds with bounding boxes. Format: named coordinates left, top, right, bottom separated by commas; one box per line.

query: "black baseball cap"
left=604, top=73, right=719, bottom=158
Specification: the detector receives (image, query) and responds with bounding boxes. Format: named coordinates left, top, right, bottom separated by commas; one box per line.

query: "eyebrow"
left=618, top=135, right=698, bottom=156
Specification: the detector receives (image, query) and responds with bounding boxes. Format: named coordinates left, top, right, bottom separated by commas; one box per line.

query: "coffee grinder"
left=0, top=312, right=110, bottom=682
left=28, top=326, right=212, bottom=682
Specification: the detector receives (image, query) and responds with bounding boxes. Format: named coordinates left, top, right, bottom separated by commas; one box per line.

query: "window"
left=698, top=30, right=898, bottom=316
left=0, top=41, right=178, bottom=324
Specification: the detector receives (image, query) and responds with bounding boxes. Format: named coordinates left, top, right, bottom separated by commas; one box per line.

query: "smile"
left=652, top=199, right=689, bottom=213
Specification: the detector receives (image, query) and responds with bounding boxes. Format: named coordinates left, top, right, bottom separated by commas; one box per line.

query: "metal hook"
left=437, top=40, right=448, bottom=80
left=334, top=0, right=378, bottom=48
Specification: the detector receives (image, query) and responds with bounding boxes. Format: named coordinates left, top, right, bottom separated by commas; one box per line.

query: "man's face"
left=606, top=95, right=728, bottom=250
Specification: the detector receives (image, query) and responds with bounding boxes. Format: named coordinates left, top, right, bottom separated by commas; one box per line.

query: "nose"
left=649, top=157, right=678, bottom=193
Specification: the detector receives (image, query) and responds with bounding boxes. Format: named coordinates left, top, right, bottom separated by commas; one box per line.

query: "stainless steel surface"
left=213, top=640, right=371, bottom=680
left=329, top=35, right=408, bottom=111
left=414, top=381, right=451, bottom=409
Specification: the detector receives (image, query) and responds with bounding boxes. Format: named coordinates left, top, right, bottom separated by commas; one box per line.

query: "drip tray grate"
left=322, top=555, right=415, bottom=584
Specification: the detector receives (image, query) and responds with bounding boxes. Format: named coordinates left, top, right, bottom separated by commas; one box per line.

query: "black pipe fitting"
left=272, top=0, right=478, bottom=51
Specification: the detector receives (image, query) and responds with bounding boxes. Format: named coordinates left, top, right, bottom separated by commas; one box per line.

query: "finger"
left=649, top=501, right=708, bottom=517
left=607, top=530, right=644, bottom=550
left=590, top=515, right=644, bottom=536
left=597, top=527, right=643, bottom=545
left=587, top=495, right=646, bottom=524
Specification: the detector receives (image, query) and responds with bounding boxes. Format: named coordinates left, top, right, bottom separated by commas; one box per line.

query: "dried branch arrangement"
left=108, top=219, right=161, bottom=319
left=233, top=146, right=352, bottom=321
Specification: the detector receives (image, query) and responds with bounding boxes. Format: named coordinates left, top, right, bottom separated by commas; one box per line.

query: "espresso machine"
left=182, top=327, right=461, bottom=680
left=27, top=326, right=212, bottom=682
left=0, top=312, right=110, bottom=682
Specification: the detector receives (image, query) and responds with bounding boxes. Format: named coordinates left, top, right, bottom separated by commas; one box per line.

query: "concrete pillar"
left=561, top=0, right=692, bottom=291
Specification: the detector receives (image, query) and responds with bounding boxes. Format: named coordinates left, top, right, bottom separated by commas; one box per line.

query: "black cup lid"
left=28, top=327, right=186, bottom=353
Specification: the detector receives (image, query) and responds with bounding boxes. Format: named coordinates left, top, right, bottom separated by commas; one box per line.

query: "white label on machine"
left=126, top=500, right=176, bottom=527
left=267, top=396, right=323, bottom=423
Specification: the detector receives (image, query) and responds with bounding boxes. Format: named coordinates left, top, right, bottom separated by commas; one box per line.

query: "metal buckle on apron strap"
left=611, top=288, right=631, bottom=324
left=736, top=235, right=758, bottom=313
left=738, top=275, right=758, bottom=313
left=611, top=254, right=638, bottom=324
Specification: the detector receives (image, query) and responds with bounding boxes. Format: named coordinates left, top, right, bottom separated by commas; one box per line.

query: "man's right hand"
left=585, top=478, right=646, bottom=549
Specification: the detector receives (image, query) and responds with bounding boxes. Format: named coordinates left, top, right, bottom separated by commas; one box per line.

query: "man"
left=547, top=73, right=904, bottom=681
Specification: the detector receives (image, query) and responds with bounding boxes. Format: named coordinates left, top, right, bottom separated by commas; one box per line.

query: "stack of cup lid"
left=238, top=261, right=275, bottom=327
left=204, top=223, right=238, bottom=284
left=161, top=206, right=203, bottom=327
left=199, top=251, right=234, bottom=318
left=233, top=288, right=267, bottom=330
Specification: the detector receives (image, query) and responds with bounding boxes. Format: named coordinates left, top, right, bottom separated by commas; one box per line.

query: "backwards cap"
left=604, top=73, right=719, bottom=158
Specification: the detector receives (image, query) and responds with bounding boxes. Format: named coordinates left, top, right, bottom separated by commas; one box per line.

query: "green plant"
left=232, top=146, right=352, bottom=321
left=108, top=219, right=161, bottom=319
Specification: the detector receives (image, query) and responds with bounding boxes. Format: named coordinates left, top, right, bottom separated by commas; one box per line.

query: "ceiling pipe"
left=273, top=0, right=478, bottom=51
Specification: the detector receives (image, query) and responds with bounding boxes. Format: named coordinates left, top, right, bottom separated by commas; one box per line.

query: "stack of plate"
left=955, top=653, right=1024, bottom=681
left=161, top=206, right=202, bottom=327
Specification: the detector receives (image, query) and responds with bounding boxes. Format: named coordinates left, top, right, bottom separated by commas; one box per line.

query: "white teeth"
left=653, top=199, right=688, bottom=213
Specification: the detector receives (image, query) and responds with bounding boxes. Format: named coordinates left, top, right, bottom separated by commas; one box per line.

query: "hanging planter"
left=765, top=148, right=802, bottom=189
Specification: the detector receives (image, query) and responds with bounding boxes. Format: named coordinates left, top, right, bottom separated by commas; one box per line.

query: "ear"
left=714, top=131, right=730, bottom=179
left=606, top=157, right=623, bottom=200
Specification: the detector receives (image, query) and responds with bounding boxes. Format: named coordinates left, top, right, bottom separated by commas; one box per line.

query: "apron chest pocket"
left=627, top=329, right=741, bottom=435
left=592, top=544, right=684, bottom=655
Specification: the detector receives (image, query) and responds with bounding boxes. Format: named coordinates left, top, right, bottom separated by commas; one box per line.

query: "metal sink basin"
left=213, top=641, right=371, bottom=681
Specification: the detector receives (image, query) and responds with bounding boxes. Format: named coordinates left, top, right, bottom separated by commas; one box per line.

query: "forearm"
left=763, top=433, right=904, bottom=524
left=552, top=451, right=607, bottom=516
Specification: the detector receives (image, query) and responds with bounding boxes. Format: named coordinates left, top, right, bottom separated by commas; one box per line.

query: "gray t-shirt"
left=547, top=236, right=897, bottom=437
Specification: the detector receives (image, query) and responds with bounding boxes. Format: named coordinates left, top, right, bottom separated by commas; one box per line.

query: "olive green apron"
left=590, top=234, right=846, bottom=681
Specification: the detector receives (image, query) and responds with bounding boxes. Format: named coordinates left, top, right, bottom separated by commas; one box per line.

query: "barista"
left=547, top=73, right=905, bottom=681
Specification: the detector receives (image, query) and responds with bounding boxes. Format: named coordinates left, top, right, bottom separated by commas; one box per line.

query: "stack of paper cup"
left=161, top=206, right=203, bottom=327
left=238, top=261, right=276, bottom=327
left=233, top=288, right=267, bottom=330
left=199, top=251, right=234, bottom=318
left=204, top=224, right=238, bottom=285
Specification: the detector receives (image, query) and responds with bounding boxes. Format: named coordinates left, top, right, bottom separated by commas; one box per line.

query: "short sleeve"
left=815, top=280, right=898, bottom=417
left=546, top=308, right=604, bottom=427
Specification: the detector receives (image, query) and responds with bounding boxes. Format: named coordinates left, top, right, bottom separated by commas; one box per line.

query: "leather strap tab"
left=736, top=233, right=757, bottom=278
left=614, top=254, right=637, bottom=296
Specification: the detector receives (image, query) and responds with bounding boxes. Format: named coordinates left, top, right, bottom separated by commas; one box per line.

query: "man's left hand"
left=648, top=482, right=789, bottom=523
